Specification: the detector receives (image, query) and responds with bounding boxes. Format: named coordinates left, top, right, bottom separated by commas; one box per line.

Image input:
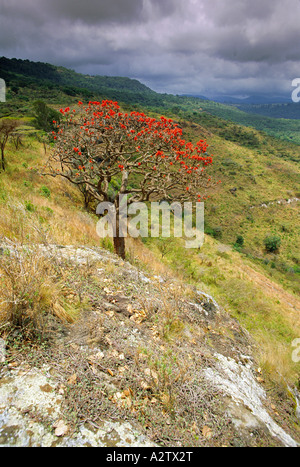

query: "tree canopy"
left=45, top=100, right=216, bottom=257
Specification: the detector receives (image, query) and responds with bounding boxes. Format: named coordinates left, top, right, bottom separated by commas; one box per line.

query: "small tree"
left=235, top=235, right=244, bottom=247
left=32, top=100, right=61, bottom=133
left=45, top=100, right=216, bottom=258
left=0, top=119, right=20, bottom=171
left=264, top=235, right=281, bottom=253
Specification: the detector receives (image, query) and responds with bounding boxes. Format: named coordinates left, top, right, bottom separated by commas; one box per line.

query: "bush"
left=211, top=226, right=222, bottom=239
left=40, top=185, right=51, bottom=198
left=32, top=100, right=61, bottom=132
left=235, top=235, right=244, bottom=247
left=264, top=235, right=281, bottom=253
left=24, top=200, right=36, bottom=212
left=204, top=224, right=222, bottom=239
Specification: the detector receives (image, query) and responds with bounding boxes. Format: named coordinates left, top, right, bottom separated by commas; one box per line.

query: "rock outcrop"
left=0, top=242, right=299, bottom=447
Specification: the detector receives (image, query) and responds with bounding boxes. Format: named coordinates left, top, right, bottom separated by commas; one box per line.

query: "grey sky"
left=0, top=0, right=299, bottom=98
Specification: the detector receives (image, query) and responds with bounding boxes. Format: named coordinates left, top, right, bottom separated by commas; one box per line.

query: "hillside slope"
left=0, top=240, right=299, bottom=447
left=0, top=115, right=299, bottom=447
left=1, top=56, right=300, bottom=143
left=0, top=58, right=299, bottom=447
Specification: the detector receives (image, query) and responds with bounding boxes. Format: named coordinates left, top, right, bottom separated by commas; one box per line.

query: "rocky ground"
left=0, top=242, right=299, bottom=447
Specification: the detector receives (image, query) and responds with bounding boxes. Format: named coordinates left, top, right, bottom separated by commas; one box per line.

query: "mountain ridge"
left=0, top=56, right=155, bottom=95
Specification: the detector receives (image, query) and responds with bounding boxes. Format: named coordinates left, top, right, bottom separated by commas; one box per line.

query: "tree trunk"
left=0, top=147, right=5, bottom=171
left=113, top=208, right=126, bottom=259
left=113, top=234, right=126, bottom=260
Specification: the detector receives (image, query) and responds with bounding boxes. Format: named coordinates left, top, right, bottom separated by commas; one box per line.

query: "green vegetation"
left=2, top=56, right=300, bottom=145
left=264, top=235, right=281, bottom=253
left=234, top=235, right=244, bottom=248
left=236, top=102, right=300, bottom=120
left=175, top=97, right=300, bottom=145
left=32, top=100, right=61, bottom=132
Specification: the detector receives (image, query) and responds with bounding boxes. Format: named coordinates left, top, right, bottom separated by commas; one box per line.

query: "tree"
left=45, top=100, right=216, bottom=258
left=0, top=119, right=20, bottom=171
left=235, top=235, right=244, bottom=247
left=264, top=235, right=281, bottom=253
left=32, top=100, right=61, bottom=133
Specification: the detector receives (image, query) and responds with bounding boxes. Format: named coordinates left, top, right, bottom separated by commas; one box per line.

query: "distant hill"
left=181, top=93, right=210, bottom=101
left=234, top=102, right=300, bottom=120
left=1, top=56, right=300, bottom=143
left=0, top=56, right=159, bottom=104
left=213, top=95, right=291, bottom=105
left=183, top=93, right=300, bottom=119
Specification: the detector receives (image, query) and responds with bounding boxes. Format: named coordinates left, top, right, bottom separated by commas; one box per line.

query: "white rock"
left=203, top=353, right=298, bottom=447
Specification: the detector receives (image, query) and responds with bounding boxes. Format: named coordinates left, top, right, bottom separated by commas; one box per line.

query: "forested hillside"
left=1, top=56, right=300, bottom=143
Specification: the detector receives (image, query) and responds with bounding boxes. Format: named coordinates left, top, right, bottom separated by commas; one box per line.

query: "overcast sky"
left=1, top=0, right=300, bottom=98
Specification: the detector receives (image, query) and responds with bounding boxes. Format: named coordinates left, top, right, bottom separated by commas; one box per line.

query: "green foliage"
left=237, top=102, right=300, bottom=120
left=40, top=185, right=51, bottom=198
left=264, top=235, right=281, bottom=252
left=219, top=125, right=260, bottom=148
left=205, top=224, right=222, bottom=239
left=235, top=235, right=244, bottom=247
left=32, top=100, right=61, bottom=132
left=0, top=181, right=7, bottom=202
left=24, top=200, right=36, bottom=212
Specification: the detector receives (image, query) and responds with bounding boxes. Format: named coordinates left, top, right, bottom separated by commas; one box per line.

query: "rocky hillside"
left=0, top=241, right=299, bottom=447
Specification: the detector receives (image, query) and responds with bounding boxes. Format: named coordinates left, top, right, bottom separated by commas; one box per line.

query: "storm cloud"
left=0, top=0, right=299, bottom=98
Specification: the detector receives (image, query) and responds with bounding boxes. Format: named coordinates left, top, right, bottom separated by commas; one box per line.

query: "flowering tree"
left=45, top=100, right=216, bottom=258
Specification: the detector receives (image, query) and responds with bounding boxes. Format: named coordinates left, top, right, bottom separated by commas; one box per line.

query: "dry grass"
left=0, top=240, right=83, bottom=339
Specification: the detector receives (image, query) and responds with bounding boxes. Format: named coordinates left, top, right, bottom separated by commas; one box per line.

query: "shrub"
left=264, top=235, right=281, bottom=253
left=32, top=100, right=61, bottom=132
left=212, top=226, right=222, bottom=239
left=204, top=224, right=222, bottom=239
left=24, top=200, right=36, bottom=212
left=235, top=235, right=244, bottom=247
left=40, top=185, right=51, bottom=198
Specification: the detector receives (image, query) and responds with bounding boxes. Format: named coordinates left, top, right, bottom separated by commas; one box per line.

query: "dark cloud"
left=44, top=0, right=144, bottom=23
left=0, top=0, right=299, bottom=98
